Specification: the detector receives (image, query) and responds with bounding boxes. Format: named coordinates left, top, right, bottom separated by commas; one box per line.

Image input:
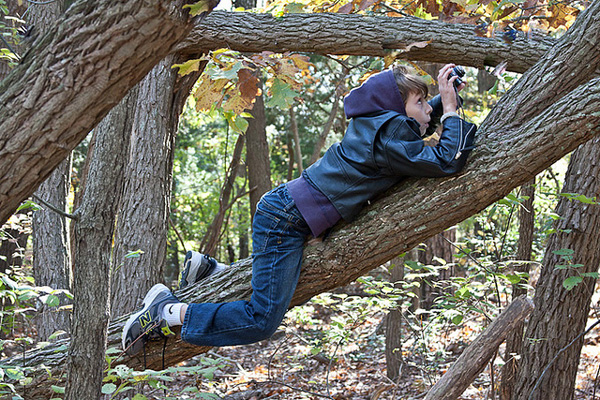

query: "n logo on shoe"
left=139, top=311, right=152, bottom=329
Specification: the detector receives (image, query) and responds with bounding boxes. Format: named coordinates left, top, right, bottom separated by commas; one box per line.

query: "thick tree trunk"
left=110, top=55, right=179, bottom=318
left=245, top=87, right=271, bottom=218
left=499, top=180, right=535, bottom=400
left=0, top=0, right=196, bottom=225
left=180, top=11, right=554, bottom=74
left=66, top=90, right=137, bottom=400
left=512, top=137, right=600, bottom=400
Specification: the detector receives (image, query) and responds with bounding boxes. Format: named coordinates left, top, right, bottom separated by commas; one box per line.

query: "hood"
left=343, top=69, right=406, bottom=119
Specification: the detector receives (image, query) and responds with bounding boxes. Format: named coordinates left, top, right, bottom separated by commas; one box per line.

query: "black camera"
left=448, top=66, right=466, bottom=89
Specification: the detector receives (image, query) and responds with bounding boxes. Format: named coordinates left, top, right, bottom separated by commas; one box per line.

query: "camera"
left=448, top=66, right=466, bottom=89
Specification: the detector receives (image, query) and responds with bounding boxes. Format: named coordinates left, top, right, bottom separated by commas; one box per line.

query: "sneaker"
left=178, top=251, right=218, bottom=289
left=122, top=284, right=179, bottom=356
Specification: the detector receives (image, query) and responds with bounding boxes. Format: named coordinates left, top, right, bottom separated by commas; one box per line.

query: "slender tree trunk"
left=28, top=0, right=72, bottom=343
left=309, top=93, right=340, bottom=166
left=500, top=180, right=535, bottom=400
left=289, top=107, right=303, bottom=174
left=386, top=255, right=405, bottom=381
left=513, top=138, right=600, bottom=400
left=200, top=133, right=245, bottom=256
left=66, top=89, right=136, bottom=400
left=245, top=82, right=271, bottom=218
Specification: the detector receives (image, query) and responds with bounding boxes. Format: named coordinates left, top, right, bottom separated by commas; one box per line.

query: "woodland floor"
left=151, top=284, right=600, bottom=400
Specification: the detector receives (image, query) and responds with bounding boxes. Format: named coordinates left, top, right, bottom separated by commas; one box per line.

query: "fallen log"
left=424, top=296, right=535, bottom=400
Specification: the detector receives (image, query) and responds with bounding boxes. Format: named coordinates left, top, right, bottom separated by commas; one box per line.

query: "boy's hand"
left=438, top=64, right=464, bottom=114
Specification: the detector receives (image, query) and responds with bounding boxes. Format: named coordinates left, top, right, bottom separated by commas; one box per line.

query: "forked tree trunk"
left=513, top=137, right=600, bottom=400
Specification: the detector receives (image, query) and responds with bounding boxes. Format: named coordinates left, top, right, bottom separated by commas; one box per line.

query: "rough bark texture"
left=110, top=55, right=179, bottom=318
left=500, top=180, right=535, bottom=400
left=385, top=256, right=405, bottom=381
left=29, top=0, right=72, bottom=343
left=67, top=89, right=137, bottom=400
left=179, top=11, right=555, bottom=74
left=513, top=137, right=600, bottom=400
left=0, top=0, right=196, bottom=225
left=425, top=296, right=535, bottom=400
left=32, top=157, right=72, bottom=341
left=245, top=88, right=271, bottom=218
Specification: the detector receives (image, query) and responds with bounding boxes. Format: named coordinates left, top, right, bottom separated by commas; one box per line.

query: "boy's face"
left=405, top=91, right=432, bottom=135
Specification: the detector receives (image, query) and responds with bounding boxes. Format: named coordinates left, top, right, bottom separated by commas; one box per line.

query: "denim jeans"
left=181, top=184, right=311, bottom=346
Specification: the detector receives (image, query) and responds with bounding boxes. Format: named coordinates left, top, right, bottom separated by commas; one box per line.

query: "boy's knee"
left=246, top=318, right=282, bottom=342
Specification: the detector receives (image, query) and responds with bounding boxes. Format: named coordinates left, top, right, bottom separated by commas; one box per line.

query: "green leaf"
left=452, top=314, right=464, bottom=325
left=563, top=276, right=582, bottom=291
left=50, top=385, right=65, bottom=394
left=580, top=272, right=600, bottom=279
left=553, top=248, right=574, bottom=257
left=506, top=274, right=522, bottom=284
left=132, top=394, right=148, bottom=400
left=101, top=383, right=117, bottom=394
left=266, top=78, right=297, bottom=109
left=183, top=0, right=212, bottom=16
left=45, top=295, right=60, bottom=307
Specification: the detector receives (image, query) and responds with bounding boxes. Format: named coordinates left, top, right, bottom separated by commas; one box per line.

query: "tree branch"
left=179, top=11, right=556, bottom=73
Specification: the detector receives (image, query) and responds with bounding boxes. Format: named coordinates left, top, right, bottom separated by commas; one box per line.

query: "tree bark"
left=180, top=11, right=555, bottom=74
left=513, top=137, right=600, bottom=400
left=289, top=107, right=303, bottom=174
left=245, top=83, right=271, bottom=218
left=66, top=89, right=137, bottom=400
left=28, top=0, right=72, bottom=343
left=499, top=180, right=535, bottom=400
left=110, top=55, right=178, bottom=318
left=385, top=256, right=405, bottom=382
left=0, top=0, right=197, bottom=225
left=425, top=296, right=535, bottom=400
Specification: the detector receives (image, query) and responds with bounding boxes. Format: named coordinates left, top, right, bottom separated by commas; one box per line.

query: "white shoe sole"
left=121, top=283, right=170, bottom=350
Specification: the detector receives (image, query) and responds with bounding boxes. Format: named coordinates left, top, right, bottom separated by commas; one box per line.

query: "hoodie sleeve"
left=378, top=115, right=477, bottom=177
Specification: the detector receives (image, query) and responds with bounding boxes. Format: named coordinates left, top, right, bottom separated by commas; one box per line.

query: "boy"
left=122, top=64, right=476, bottom=355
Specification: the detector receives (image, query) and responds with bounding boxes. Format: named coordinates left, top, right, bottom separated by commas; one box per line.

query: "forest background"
left=0, top=0, right=599, bottom=399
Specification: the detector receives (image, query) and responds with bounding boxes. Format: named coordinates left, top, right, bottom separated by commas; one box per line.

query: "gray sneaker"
left=179, top=251, right=219, bottom=289
left=122, top=284, right=179, bottom=356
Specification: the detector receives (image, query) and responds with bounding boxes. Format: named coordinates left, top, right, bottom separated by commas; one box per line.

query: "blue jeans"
left=181, top=184, right=311, bottom=346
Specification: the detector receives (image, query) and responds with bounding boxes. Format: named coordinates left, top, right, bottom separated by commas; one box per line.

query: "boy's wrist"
left=441, top=112, right=460, bottom=123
